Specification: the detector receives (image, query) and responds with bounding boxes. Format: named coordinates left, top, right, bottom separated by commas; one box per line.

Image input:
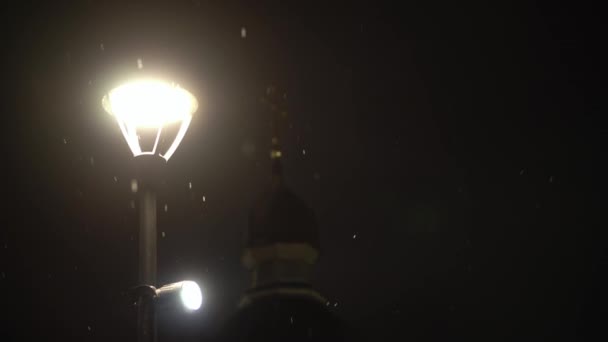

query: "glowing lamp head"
left=102, top=79, right=198, bottom=161
left=155, top=280, right=203, bottom=311
left=180, top=281, right=203, bottom=311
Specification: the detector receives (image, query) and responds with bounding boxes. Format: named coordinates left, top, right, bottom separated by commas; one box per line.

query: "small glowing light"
left=241, top=27, right=247, bottom=38
left=188, top=181, right=192, bottom=189
left=180, top=281, right=203, bottom=310
left=131, top=179, right=138, bottom=193
left=102, top=79, right=198, bottom=161
left=302, top=149, right=306, bottom=155
left=353, top=234, right=357, bottom=239
left=270, top=150, right=282, bottom=159
left=202, top=195, right=206, bottom=202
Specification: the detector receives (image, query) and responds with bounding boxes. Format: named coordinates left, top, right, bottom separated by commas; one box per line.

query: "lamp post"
left=102, top=79, right=200, bottom=342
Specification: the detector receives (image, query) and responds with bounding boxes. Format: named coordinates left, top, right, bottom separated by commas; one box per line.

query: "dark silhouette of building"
left=219, top=87, right=344, bottom=341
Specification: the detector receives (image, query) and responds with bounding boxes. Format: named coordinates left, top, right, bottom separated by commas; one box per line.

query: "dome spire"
left=242, top=85, right=320, bottom=289
left=266, top=84, right=283, bottom=188
left=222, top=87, right=343, bottom=342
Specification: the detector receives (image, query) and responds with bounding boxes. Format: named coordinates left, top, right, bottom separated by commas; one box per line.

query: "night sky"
left=1, top=2, right=605, bottom=341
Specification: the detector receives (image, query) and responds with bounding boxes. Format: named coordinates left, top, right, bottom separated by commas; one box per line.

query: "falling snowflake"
left=302, top=149, right=306, bottom=155
left=334, top=302, right=338, bottom=307
left=353, top=234, right=357, bottom=239
left=113, top=176, right=118, bottom=183
left=131, top=179, right=138, bottom=193
left=87, top=326, right=91, bottom=332
left=100, top=43, right=104, bottom=51
left=137, top=58, right=143, bottom=69
left=202, top=195, right=206, bottom=202
left=164, top=204, right=168, bottom=212
left=549, top=176, right=554, bottom=183
left=89, top=157, right=95, bottom=166
left=161, top=232, right=166, bottom=238
left=189, top=181, right=192, bottom=189
left=519, top=169, right=525, bottom=176
left=241, top=27, right=247, bottom=38
left=290, top=316, right=294, bottom=324
left=63, top=138, right=67, bottom=144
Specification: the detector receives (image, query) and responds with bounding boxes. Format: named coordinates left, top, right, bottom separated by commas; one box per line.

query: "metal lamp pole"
left=137, top=186, right=157, bottom=342
left=139, top=185, right=157, bottom=287
left=134, top=156, right=167, bottom=342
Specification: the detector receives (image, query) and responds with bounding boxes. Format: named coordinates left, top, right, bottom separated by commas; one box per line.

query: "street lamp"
left=102, top=78, right=200, bottom=342
left=102, top=79, right=197, bottom=161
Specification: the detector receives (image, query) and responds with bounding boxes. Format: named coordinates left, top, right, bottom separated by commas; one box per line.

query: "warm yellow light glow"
left=270, top=150, right=282, bottom=159
left=103, top=80, right=197, bottom=128
left=102, top=79, right=198, bottom=161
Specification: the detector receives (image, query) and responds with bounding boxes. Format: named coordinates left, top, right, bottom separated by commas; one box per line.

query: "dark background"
left=1, top=1, right=605, bottom=341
